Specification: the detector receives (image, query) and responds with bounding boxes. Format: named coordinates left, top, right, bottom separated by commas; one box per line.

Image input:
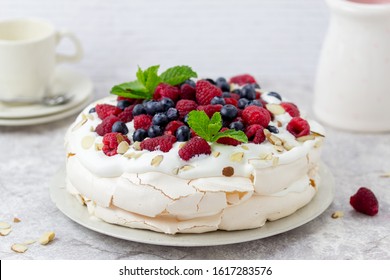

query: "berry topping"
left=238, top=98, right=250, bottom=109
left=95, top=115, right=120, bottom=136
left=165, top=120, right=185, bottom=136
left=95, top=104, right=122, bottom=120
left=210, top=96, right=226, bottom=105
left=133, top=114, right=153, bottom=130
left=216, top=128, right=242, bottom=146
left=117, top=105, right=135, bottom=123
left=176, top=99, right=198, bottom=119
left=132, top=104, right=146, bottom=116
left=242, top=105, right=271, bottom=127
left=229, top=74, right=257, bottom=85
left=241, top=84, right=256, bottom=100
left=286, top=117, right=310, bottom=138
left=180, top=83, right=196, bottom=100
left=111, top=121, right=129, bottom=135
left=248, top=100, right=263, bottom=107
left=153, top=83, right=180, bottom=102
left=245, top=124, right=266, bottom=144
left=117, top=99, right=132, bottom=110
left=144, top=101, right=164, bottom=115
left=166, top=107, right=179, bottom=120
left=267, top=125, right=279, bottom=134
left=178, top=136, right=211, bottom=161
left=224, top=97, right=238, bottom=107
left=195, top=80, right=222, bottom=105
left=229, top=121, right=244, bottom=131
left=350, top=187, right=379, bottom=216
left=160, top=98, right=175, bottom=111
left=140, top=135, right=177, bottom=152
left=220, top=104, right=238, bottom=121
left=267, top=91, right=282, bottom=100
left=152, top=112, right=169, bottom=127
left=196, top=104, right=223, bottom=118
left=184, top=79, right=196, bottom=88
left=176, top=125, right=191, bottom=142
left=281, top=102, right=300, bottom=117
left=133, top=129, right=148, bottom=142
left=88, top=107, right=96, bottom=113
left=216, top=77, right=230, bottom=92
left=148, top=125, right=163, bottom=138
left=102, top=132, right=130, bottom=156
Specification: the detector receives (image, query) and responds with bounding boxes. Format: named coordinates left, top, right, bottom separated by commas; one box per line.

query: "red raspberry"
left=116, top=96, right=141, bottom=105
left=176, top=99, right=198, bottom=119
left=230, top=93, right=241, bottom=100
left=102, top=132, right=130, bottom=156
left=281, top=102, right=300, bottom=117
left=287, top=117, right=310, bottom=138
left=180, top=83, right=196, bottom=100
left=242, top=105, right=271, bottom=127
left=133, top=114, right=152, bottom=130
left=95, top=115, right=120, bottom=136
left=196, top=104, right=222, bottom=118
left=140, top=135, right=177, bottom=152
left=350, top=187, right=379, bottom=216
left=224, top=97, right=238, bottom=107
left=165, top=120, right=185, bottom=136
left=196, top=80, right=222, bottom=105
left=118, top=105, right=135, bottom=123
left=255, top=92, right=261, bottom=99
left=153, top=83, right=180, bottom=102
left=216, top=128, right=242, bottom=146
left=229, top=74, right=257, bottom=85
left=245, top=124, right=266, bottom=144
left=95, top=104, right=122, bottom=120
left=178, top=137, right=211, bottom=161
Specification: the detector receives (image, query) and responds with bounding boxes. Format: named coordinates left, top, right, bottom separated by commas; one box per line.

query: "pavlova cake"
left=65, top=65, right=325, bottom=234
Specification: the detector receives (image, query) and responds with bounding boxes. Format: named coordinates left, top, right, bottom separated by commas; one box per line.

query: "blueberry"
left=267, top=92, right=282, bottom=100
left=183, top=114, right=189, bottom=125
left=253, top=83, right=261, bottom=89
left=216, top=77, right=227, bottom=83
left=267, top=125, right=279, bottom=134
left=232, top=89, right=243, bottom=97
left=152, top=113, right=169, bottom=127
left=160, top=98, right=175, bottom=111
left=176, top=125, right=191, bottom=142
left=145, top=101, right=163, bottom=115
left=111, top=121, right=129, bottom=135
left=184, top=79, right=196, bottom=88
left=148, top=125, right=163, bottom=138
left=88, top=107, right=96, bottom=113
left=249, top=100, right=263, bottom=107
left=222, top=92, right=231, bottom=98
left=242, top=84, right=256, bottom=100
left=238, top=98, right=250, bottom=109
left=216, top=78, right=230, bottom=92
left=211, top=96, right=226, bottom=105
left=220, top=104, right=238, bottom=121
left=132, top=104, right=146, bottom=116
left=205, top=78, right=216, bottom=85
left=166, top=107, right=179, bottom=120
left=117, top=100, right=131, bottom=110
left=133, top=129, right=148, bottom=142
left=229, top=121, right=244, bottom=131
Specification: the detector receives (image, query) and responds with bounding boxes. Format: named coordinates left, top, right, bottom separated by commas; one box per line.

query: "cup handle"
left=56, top=30, right=83, bottom=63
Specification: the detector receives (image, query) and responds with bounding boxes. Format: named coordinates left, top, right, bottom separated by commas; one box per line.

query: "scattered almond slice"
left=272, top=157, right=279, bottom=166
left=178, top=143, right=186, bottom=149
left=117, top=141, right=130, bottom=154
left=39, top=231, right=55, bottom=245
left=274, top=145, right=284, bottom=152
left=132, top=141, right=141, bottom=151
left=296, top=135, right=316, bottom=142
left=67, top=152, right=76, bottom=158
left=95, top=143, right=103, bottom=151
left=13, top=217, right=21, bottom=223
left=151, top=155, right=164, bottom=167
left=179, top=165, right=194, bottom=172
left=87, top=114, right=95, bottom=121
left=71, top=114, right=87, bottom=131
left=124, top=152, right=143, bottom=159
left=276, top=120, right=283, bottom=127
left=212, top=151, right=221, bottom=158
left=240, top=145, right=249, bottom=150
left=311, top=131, right=325, bottom=138
left=0, top=221, right=11, bottom=229
left=23, top=240, right=36, bottom=245
left=380, top=172, right=390, bottom=178
left=81, top=135, right=95, bottom=150
left=331, top=211, right=344, bottom=219
left=264, top=129, right=283, bottom=146
left=11, top=243, right=28, bottom=253
left=230, top=152, right=244, bottom=162
left=0, top=228, right=12, bottom=236
left=266, top=104, right=286, bottom=115
left=282, top=140, right=295, bottom=151
left=249, top=174, right=255, bottom=183
left=172, top=167, right=179, bottom=175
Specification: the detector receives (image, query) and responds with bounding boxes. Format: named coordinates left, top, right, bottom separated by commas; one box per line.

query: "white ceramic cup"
left=313, top=0, right=390, bottom=132
left=0, top=18, right=83, bottom=103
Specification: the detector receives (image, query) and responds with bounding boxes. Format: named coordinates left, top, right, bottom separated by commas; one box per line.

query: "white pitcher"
left=313, top=0, right=390, bottom=132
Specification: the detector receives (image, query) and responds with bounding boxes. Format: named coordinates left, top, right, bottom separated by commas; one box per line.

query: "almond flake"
left=124, top=152, right=143, bottom=159
left=89, top=126, right=95, bottom=132
left=282, top=140, right=295, bottom=151
left=240, top=145, right=249, bottom=150
left=71, top=115, right=87, bottom=131
left=23, top=240, right=36, bottom=245
left=179, top=143, right=186, bottom=149
left=151, top=155, right=164, bottom=167
left=297, top=135, right=316, bottom=142
left=266, top=104, right=286, bottom=115
left=39, top=231, right=55, bottom=245
left=258, top=153, right=273, bottom=160
left=264, top=129, right=282, bottom=146
left=81, top=135, right=95, bottom=149
left=67, top=152, right=76, bottom=158
left=309, top=178, right=316, bottom=188
left=331, top=211, right=344, bottom=219
left=0, top=222, right=11, bottom=229
left=0, top=228, right=12, bottom=236
left=132, top=141, right=141, bottom=151
left=212, top=151, right=221, bottom=158
left=272, top=157, right=279, bottom=166
left=117, top=141, right=130, bottom=154
left=274, top=145, right=284, bottom=152
left=222, top=166, right=234, bottom=177
left=179, top=165, right=194, bottom=172
left=277, top=120, right=283, bottom=127
left=87, top=114, right=95, bottom=121
left=11, top=243, right=28, bottom=253
left=380, top=172, right=390, bottom=178
left=95, top=143, right=103, bottom=151
left=230, top=152, right=244, bottom=162
left=172, top=168, right=179, bottom=175
left=13, top=217, right=21, bottom=223
left=311, top=131, right=325, bottom=138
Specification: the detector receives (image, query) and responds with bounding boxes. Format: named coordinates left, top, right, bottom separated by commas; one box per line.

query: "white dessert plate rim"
left=50, top=163, right=335, bottom=247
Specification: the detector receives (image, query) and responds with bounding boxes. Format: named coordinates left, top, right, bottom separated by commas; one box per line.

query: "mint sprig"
left=187, top=111, right=248, bottom=143
left=111, top=65, right=197, bottom=99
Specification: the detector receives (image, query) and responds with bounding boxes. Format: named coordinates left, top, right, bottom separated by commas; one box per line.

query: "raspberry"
left=230, top=93, right=241, bottom=100
left=245, top=124, right=266, bottom=144
left=165, top=120, right=185, bottom=136
left=178, top=137, right=211, bottom=161
left=95, top=115, right=120, bottom=136
left=116, top=96, right=141, bottom=105
left=140, top=135, right=176, bottom=152
left=350, top=187, right=379, bottom=216
left=118, top=105, right=135, bottom=123
left=102, top=132, right=130, bottom=156
left=196, top=80, right=222, bottom=105
left=242, top=105, right=271, bottom=127
left=287, top=117, right=310, bottom=138
left=229, top=74, right=257, bottom=85
left=133, top=114, right=153, bottom=130
left=224, top=97, right=238, bottom=107
left=216, top=128, right=242, bottom=146
left=95, top=104, right=122, bottom=120
left=197, top=104, right=223, bottom=118
left=153, top=83, right=180, bottom=102
left=176, top=99, right=198, bottom=119
left=180, top=83, right=196, bottom=100
left=281, top=102, right=300, bottom=117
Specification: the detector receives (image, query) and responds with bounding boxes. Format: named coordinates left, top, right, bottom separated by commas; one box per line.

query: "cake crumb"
left=331, top=211, right=344, bottom=219
left=13, top=217, right=21, bottom=223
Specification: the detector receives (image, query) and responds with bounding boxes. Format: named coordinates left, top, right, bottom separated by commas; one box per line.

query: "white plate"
left=0, top=67, right=93, bottom=119
left=50, top=163, right=335, bottom=247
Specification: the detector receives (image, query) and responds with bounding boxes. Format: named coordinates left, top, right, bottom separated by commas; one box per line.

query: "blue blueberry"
left=238, top=98, right=250, bottom=109
left=242, top=84, right=256, bottom=100
left=216, top=77, right=227, bottom=83
left=267, top=125, right=279, bottom=134
left=111, top=121, right=129, bottom=135
left=88, top=107, right=96, bottom=113
left=166, top=107, right=179, bottom=120
left=117, top=100, right=131, bottom=110
left=132, top=104, right=146, bottom=116
left=147, top=125, right=163, bottom=138
left=152, top=113, right=169, bottom=127
left=253, top=83, right=261, bottom=89
left=222, top=92, right=231, bottom=98
left=183, top=114, right=189, bottom=125
left=205, top=78, right=216, bottom=85
left=160, top=98, right=175, bottom=111
left=232, top=89, right=243, bottom=97
left=229, top=121, right=244, bottom=131
left=211, top=96, right=226, bottom=105
left=220, top=104, right=238, bottom=121
left=267, top=92, right=282, bottom=100
left=133, top=129, right=148, bottom=142
left=176, top=125, right=191, bottom=142
left=145, top=101, right=163, bottom=115
left=216, top=78, right=230, bottom=92
left=184, top=79, right=196, bottom=88
left=249, top=100, right=263, bottom=107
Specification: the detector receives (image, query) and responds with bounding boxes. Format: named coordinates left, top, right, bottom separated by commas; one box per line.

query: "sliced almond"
left=380, top=172, right=390, bottom=178
left=23, top=240, right=37, bottom=245
left=132, top=141, right=141, bottom=151
left=311, top=131, right=325, bottom=138
left=230, top=152, right=244, bottom=162
left=274, top=145, right=284, bottom=152
left=272, top=157, right=279, bottom=166
left=309, top=178, right=316, bottom=188
left=39, top=231, right=55, bottom=245
left=331, top=211, right=344, bottom=219
left=71, top=114, right=87, bottom=131
left=264, top=129, right=282, bottom=146
left=81, top=135, right=95, bottom=150
left=266, top=104, right=286, bottom=115
left=282, top=140, right=295, bottom=151
left=124, top=152, right=143, bottom=159
left=249, top=174, right=255, bottom=183
left=212, top=151, right=221, bottom=158
left=258, top=153, right=273, bottom=160
left=117, top=141, right=130, bottom=154
left=67, top=152, right=76, bottom=158
left=179, top=165, right=194, bottom=172
left=172, top=168, right=179, bottom=175
left=95, top=143, right=103, bottom=151
left=296, top=135, right=316, bottom=142
left=11, top=243, right=28, bottom=253
left=89, top=126, right=95, bottom=132
left=222, top=166, right=234, bottom=177
left=87, top=114, right=95, bottom=121
left=13, top=217, right=21, bottom=223
left=276, top=120, right=283, bottom=127
left=240, top=145, right=249, bottom=150
left=0, top=228, right=12, bottom=236
left=151, top=155, right=164, bottom=167
left=0, top=222, right=11, bottom=229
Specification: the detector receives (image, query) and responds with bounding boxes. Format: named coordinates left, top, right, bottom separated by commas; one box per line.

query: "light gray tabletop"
left=1, top=0, right=389, bottom=260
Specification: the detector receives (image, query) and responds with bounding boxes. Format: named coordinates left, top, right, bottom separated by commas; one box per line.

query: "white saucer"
left=0, top=66, right=93, bottom=120
left=50, top=163, right=335, bottom=247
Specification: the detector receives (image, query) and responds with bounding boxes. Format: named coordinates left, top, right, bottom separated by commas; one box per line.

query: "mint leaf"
left=143, top=65, right=161, bottom=94
left=111, top=80, right=150, bottom=99
left=211, top=129, right=248, bottom=143
left=160, top=65, right=197, bottom=85
left=208, top=112, right=222, bottom=137
left=187, top=111, right=212, bottom=141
